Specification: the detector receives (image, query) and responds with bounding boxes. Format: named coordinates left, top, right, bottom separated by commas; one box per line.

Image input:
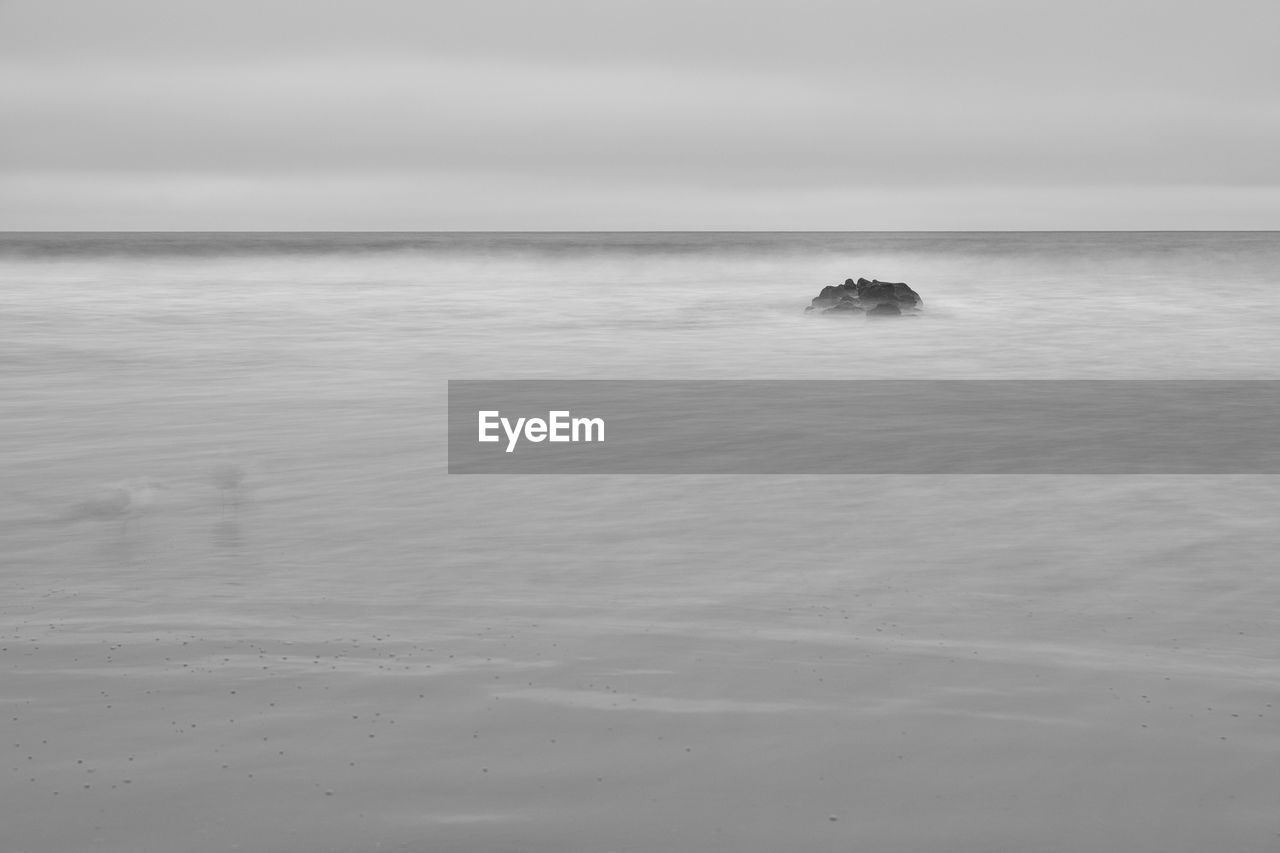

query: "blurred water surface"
left=2, top=232, right=1279, bottom=853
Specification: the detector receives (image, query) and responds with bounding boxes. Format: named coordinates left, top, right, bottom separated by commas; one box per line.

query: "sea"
left=2, top=232, right=1279, bottom=853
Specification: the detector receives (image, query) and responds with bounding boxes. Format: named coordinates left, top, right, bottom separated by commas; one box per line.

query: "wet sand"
left=5, top=477, right=1279, bottom=853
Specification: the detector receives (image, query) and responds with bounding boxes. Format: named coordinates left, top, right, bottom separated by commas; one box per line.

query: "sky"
left=2, top=0, right=1278, bottom=230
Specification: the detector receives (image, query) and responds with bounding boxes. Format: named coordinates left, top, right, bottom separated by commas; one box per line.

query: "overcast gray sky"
left=2, top=0, right=1277, bottom=229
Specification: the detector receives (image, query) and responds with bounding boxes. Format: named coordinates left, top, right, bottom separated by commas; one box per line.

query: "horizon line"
left=3, top=228, right=1278, bottom=235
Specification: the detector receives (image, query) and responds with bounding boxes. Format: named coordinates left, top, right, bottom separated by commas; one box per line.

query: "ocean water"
left=2, top=232, right=1279, bottom=852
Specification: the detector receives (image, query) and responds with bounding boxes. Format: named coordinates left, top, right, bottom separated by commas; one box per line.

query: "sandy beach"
left=5, top=464, right=1280, bottom=852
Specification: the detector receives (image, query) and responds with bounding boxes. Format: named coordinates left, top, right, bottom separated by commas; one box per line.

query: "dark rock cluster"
left=805, top=278, right=922, bottom=317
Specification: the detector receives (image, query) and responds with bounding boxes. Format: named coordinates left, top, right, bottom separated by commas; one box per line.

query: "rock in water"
left=805, top=277, right=922, bottom=316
